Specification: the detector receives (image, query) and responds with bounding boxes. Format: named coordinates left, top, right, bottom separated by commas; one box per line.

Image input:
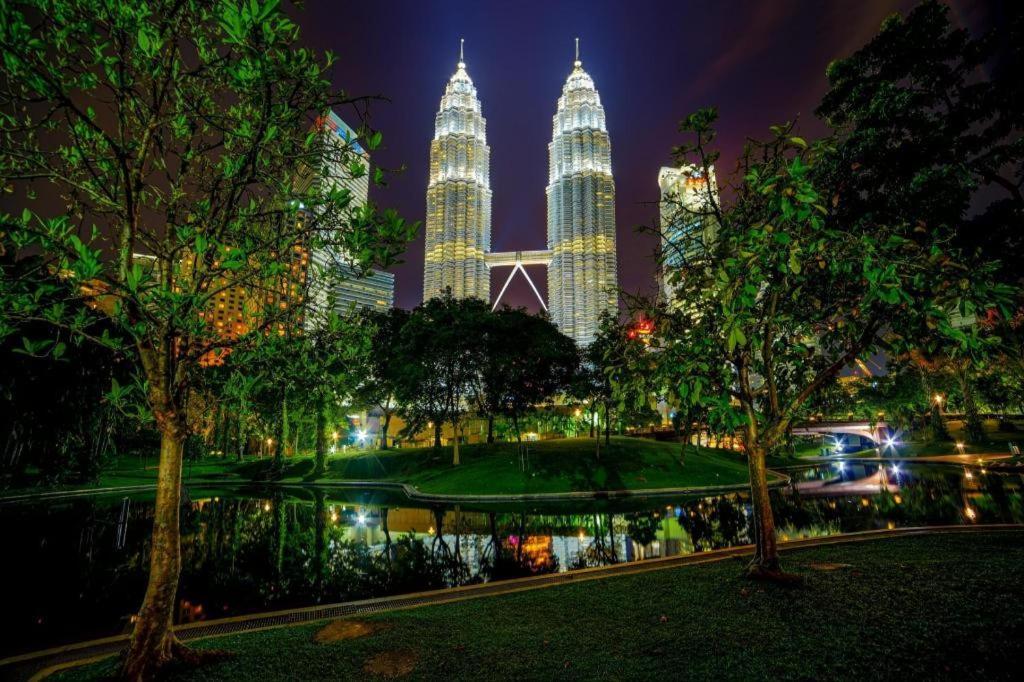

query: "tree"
left=816, top=0, right=1023, bottom=445
left=601, top=314, right=662, bottom=440
left=229, top=310, right=370, bottom=474
left=299, top=314, right=371, bottom=474
left=0, top=257, right=133, bottom=483
left=354, top=307, right=410, bottom=449
left=583, top=312, right=629, bottom=454
left=396, top=294, right=487, bottom=463
left=475, top=308, right=578, bottom=443
left=0, top=2, right=415, bottom=676
left=640, top=104, right=1005, bottom=579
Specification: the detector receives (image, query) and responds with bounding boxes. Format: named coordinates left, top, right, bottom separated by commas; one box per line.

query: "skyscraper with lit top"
left=546, top=40, right=617, bottom=345
left=423, top=40, right=492, bottom=302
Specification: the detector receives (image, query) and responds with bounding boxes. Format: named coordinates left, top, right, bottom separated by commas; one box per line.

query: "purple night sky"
left=296, top=0, right=998, bottom=311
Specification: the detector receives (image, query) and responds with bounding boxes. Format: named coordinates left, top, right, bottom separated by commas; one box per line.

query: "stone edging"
left=0, top=471, right=790, bottom=506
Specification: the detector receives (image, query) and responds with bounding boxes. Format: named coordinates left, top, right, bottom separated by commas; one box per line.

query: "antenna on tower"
left=458, top=38, right=465, bottom=68
left=574, top=37, right=581, bottom=67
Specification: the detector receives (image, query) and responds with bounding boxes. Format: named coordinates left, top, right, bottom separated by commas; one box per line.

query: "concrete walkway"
left=3, top=524, right=1021, bottom=681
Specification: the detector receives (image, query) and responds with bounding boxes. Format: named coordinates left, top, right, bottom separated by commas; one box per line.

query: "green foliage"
left=643, top=97, right=1006, bottom=459
left=352, top=307, right=411, bottom=446
left=475, top=307, right=579, bottom=441
left=0, top=0, right=417, bottom=440
left=393, top=293, right=490, bottom=445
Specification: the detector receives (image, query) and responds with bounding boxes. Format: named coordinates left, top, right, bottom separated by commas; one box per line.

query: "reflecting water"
left=1, top=462, right=1021, bottom=656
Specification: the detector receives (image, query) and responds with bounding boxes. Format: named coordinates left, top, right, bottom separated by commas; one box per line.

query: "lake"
left=1, top=460, right=1020, bottom=656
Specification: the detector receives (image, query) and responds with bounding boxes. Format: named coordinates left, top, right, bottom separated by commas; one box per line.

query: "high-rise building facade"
left=546, top=45, right=617, bottom=345
left=423, top=44, right=492, bottom=302
left=657, top=164, right=718, bottom=305
left=303, top=111, right=394, bottom=322
left=335, top=264, right=394, bottom=311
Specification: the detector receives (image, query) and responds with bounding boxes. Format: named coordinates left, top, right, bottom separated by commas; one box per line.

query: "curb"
left=0, top=473, right=790, bottom=507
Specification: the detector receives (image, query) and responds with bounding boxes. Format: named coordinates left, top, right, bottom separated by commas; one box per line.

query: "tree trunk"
left=218, top=407, right=230, bottom=459
left=236, top=419, right=247, bottom=462
left=452, top=419, right=460, bottom=465
left=381, top=412, right=392, bottom=450
left=681, top=411, right=692, bottom=465
left=314, top=399, right=327, bottom=475
left=745, top=444, right=780, bottom=575
left=273, top=391, right=287, bottom=469
left=956, top=365, right=984, bottom=443
left=121, top=425, right=185, bottom=679
left=604, top=402, right=611, bottom=445
left=433, top=420, right=442, bottom=448
left=486, top=414, right=494, bottom=444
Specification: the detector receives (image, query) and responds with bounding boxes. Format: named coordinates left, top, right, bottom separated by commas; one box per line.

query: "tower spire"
left=574, top=37, right=581, bottom=67
left=458, top=38, right=465, bottom=68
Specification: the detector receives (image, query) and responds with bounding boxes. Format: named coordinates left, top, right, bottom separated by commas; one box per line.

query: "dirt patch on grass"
left=363, top=649, right=418, bottom=678
left=808, top=561, right=853, bottom=571
left=314, top=619, right=388, bottom=644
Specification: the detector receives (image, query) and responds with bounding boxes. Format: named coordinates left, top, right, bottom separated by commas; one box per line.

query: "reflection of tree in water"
left=171, top=496, right=476, bottom=614
left=625, top=511, right=660, bottom=546
left=567, top=513, right=620, bottom=569
left=423, top=506, right=471, bottom=586
left=481, top=512, right=560, bottom=580
left=671, top=497, right=750, bottom=552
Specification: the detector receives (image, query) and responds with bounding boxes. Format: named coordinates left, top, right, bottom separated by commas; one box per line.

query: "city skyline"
left=423, top=39, right=618, bottom=345
left=295, top=0, right=998, bottom=312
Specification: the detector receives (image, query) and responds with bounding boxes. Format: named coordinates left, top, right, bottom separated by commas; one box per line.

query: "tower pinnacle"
left=574, top=37, right=581, bottom=67
left=458, top=38, right=465, bottom=69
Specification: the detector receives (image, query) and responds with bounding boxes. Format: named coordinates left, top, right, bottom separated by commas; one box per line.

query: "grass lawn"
left=5, top=438, right=762, bottom=498
left=58, top=530, right=1024, bottom=681
left=309, top=438, right=755, bottom=495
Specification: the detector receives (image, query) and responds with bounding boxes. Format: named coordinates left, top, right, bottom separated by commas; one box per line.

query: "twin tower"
left=422, top=40, right=617, bottom=346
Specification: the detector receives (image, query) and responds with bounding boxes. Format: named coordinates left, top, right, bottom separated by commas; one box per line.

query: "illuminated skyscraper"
left=546, top=40, right=617, bottom=345
left=657, top=164, right=719, bottom=305
left=301, top=112, right=394, bottom=323
left=423, top=41, right=492, bottom=301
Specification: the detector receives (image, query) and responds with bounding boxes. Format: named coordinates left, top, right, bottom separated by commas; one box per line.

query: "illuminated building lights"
left=423, top=39, right=492, bottom=301
left=546, top=39, right=617, bottom=345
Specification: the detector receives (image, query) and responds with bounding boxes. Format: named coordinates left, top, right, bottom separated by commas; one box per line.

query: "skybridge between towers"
left=485, top=249, right=553, bottom=312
